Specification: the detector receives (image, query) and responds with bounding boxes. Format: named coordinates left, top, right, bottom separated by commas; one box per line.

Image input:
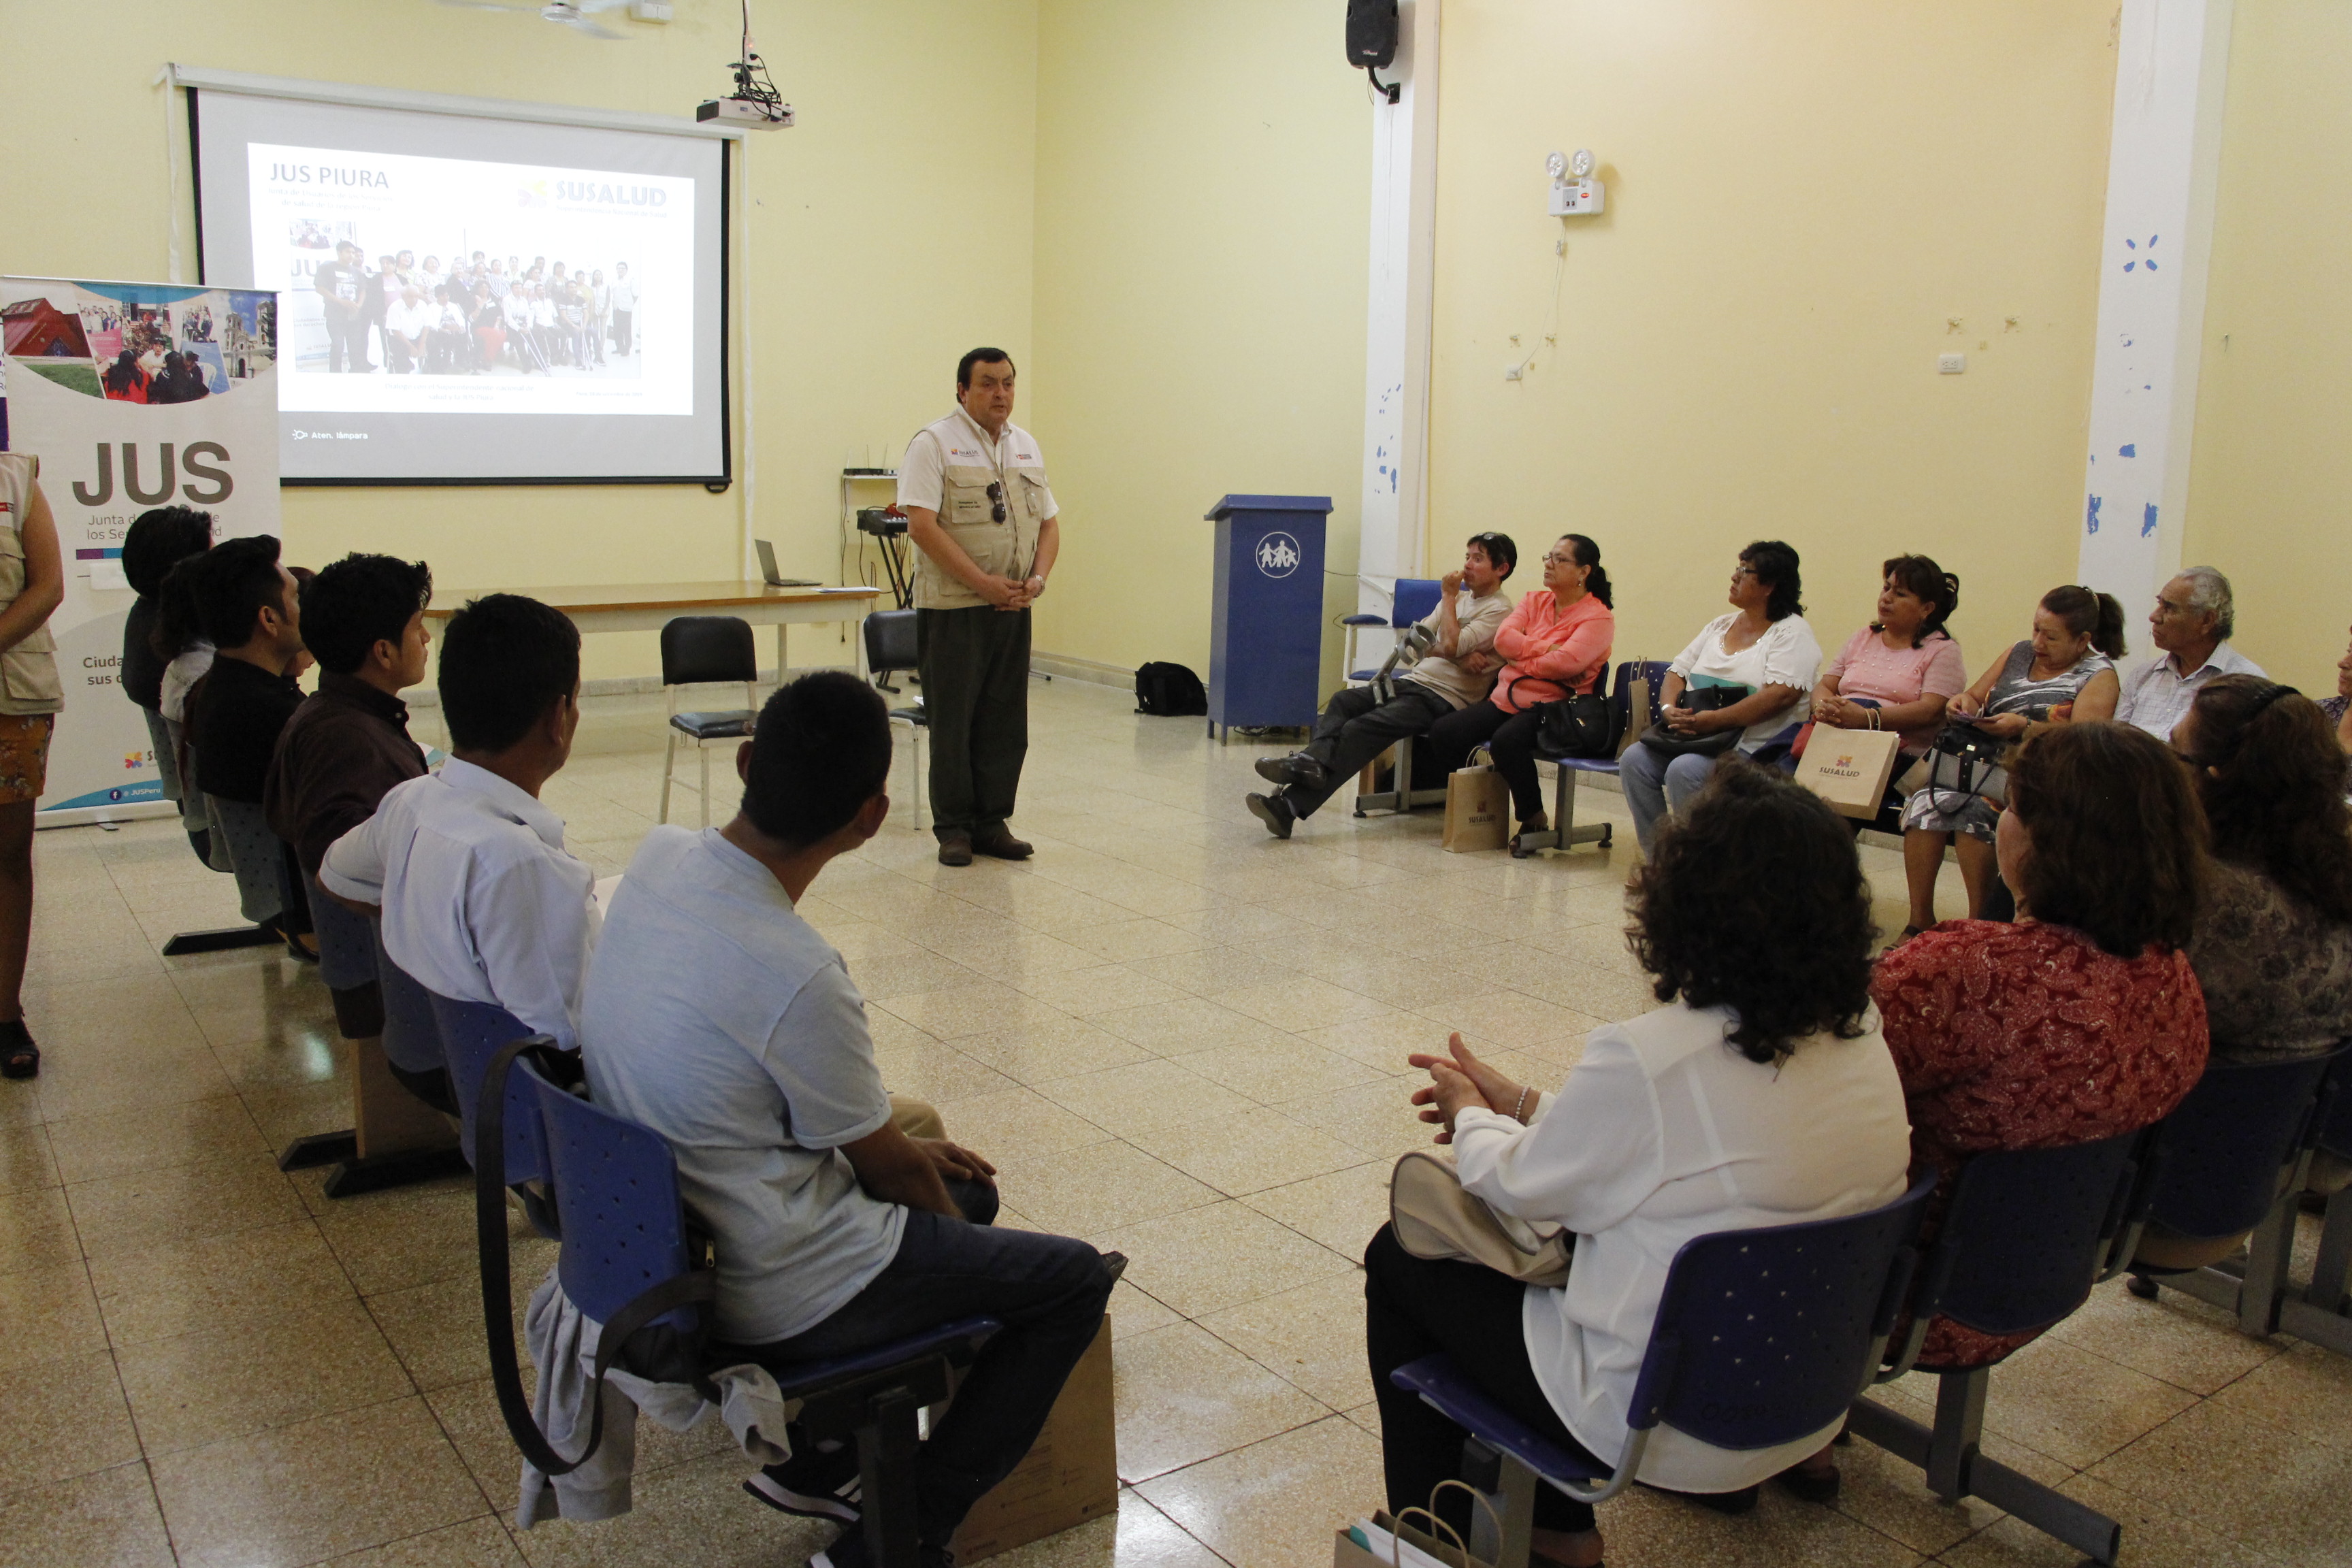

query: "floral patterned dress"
left=1870, top=919, right=2210, bottom=1368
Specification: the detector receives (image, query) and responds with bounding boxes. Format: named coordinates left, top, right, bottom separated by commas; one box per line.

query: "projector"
left=698, top=97, right=794, bottom=128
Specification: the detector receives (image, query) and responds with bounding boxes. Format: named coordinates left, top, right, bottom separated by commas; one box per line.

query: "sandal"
left=0, top=1019, right=38, bottom=1080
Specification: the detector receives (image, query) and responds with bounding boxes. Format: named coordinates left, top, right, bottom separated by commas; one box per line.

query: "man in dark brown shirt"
left=265, top=554, right=433, bottom=881
left=264, top=553, right=440, bottom=1106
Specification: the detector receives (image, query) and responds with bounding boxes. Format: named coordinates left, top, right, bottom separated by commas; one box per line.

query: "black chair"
left=658, top=615, right=757, bottom=826
left=2278, top=1052, right=2352, bottom=1354
left=2125, top=1046, right=2348, bottom=1335
left=1388, top=1174, right=1934, bottom=1568
left=863, top=609, right=927, bottom=826
left=476, top=1043, right=1000, bottom=1568
left=1511, top=659, right=1669, bottom=855
left=1850, top=1130, right=2156, bottom=1566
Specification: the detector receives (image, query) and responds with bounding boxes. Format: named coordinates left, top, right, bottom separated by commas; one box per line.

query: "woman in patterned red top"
left=1870, top=721, right=2210, bottom=1368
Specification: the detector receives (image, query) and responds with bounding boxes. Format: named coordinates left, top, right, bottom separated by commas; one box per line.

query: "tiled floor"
left=4, top=674, right=2349, bottom=1568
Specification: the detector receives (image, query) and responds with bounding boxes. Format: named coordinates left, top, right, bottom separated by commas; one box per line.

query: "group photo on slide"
left=301, top=235, right=644, bottom=382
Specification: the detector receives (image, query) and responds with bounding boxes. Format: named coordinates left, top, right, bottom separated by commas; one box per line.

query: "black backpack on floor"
left=1134, top=662, right=1208, bottom=717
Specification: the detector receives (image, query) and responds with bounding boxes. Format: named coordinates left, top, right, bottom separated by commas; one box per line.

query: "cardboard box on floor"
left=949, top=1317, right=1117, bottom=1563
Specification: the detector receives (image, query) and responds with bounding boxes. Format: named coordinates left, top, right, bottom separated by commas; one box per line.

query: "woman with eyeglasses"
left=2171, top=675, right=2352, bottom=1068
left=1424, top=534, right=1614, bottom=857
left=1619, top=541, right=1820, bottom=858
left=1895, top=585, right=2126, bottom=935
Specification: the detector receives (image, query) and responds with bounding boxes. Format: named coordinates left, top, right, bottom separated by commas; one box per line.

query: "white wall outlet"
left=1504, top=363, right=1525, bottom=381
left=630, top=1, right=674, bottom=21
left=1938, top=353, right=1967, bottom=374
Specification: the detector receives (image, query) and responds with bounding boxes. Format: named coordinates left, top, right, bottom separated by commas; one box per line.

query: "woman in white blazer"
left=1367, top=762, right=1911, bottom=1568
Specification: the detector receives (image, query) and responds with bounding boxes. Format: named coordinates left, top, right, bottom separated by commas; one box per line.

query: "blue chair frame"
left=1849, top=1130, right=2157, bottom=1567
left=2129, top=1045, right=2349, bottom=1341
left=475, top=1041, right=1003, bottom=1568
left=429, top=990, right=563, bottom=1240
left=1390, top=1173, right=1933, bottom=1568
left=1511, top=659, right=1669, bottom=857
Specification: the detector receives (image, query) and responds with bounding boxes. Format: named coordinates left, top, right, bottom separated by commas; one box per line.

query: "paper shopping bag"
left=1793, top=725, right=1903, bottom=819
left=1441, top=766, right=1510, bottom=853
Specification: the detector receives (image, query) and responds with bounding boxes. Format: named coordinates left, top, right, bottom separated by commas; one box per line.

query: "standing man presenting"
left=897, top=348, right=1059, bottom=866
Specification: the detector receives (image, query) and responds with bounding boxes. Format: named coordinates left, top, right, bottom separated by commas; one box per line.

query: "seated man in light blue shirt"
left=2116, top=566, right=2265, bottom=742
left=322, top=593, right=597, bottom=1051
left=582, top=672, right=1117, bottom=1568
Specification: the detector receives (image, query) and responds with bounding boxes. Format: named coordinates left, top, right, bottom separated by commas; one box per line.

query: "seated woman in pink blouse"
left=1428, top=534, right=1615, bottom=856
left=1806, top=557, right=1967, bottom=802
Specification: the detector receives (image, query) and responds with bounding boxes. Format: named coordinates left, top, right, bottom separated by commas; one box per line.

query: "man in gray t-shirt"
left=1248, top=532, right=1518, bottom=838
left=583, top=672, right=1115, bottom=1568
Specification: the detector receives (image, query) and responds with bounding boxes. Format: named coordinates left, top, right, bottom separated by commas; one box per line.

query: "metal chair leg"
left=698, top=742, right=713, bottom=829
left=2310, top=1188, right=2352, bottom=1314
left=2238, top=1194, right=2297, bottom=1336
left=1926, top=1369, right=1987, bottom=1503
left=858, top=1390, right=925, bottom=1568
left=659, top=730, right=677, bottom=823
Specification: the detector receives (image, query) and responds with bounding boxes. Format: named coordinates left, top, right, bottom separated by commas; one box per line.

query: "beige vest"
left=914, top=428, right=1047, bottom=612
left=0, top=455, right=61, bottom=717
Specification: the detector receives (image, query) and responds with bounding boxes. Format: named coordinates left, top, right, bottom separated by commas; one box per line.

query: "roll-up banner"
left=0, top=278, right=281, bottom=826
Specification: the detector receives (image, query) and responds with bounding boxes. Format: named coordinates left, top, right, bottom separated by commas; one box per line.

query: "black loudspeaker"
left=1345, top=0, right=1399, bottom=68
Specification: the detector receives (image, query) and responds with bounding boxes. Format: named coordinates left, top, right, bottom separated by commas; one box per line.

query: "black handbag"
left=1918, top=719, right=2011, bottom=810
left=1533, top=693, right=1619, bottom=759
left=1637, top=683, right=1750, bottom=760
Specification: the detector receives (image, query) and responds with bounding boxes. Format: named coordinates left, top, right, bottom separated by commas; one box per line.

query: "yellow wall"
left=0, top=0, right=1040, bottom=680
left=1426, top=1, right=2118, bottom=683
left=2184, top=0, right=2352, bottom=689
left=1027, top=0, right=1370, bottom=681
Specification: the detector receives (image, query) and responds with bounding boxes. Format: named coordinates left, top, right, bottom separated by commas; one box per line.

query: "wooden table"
left=423, top=581, right=885, bottom=681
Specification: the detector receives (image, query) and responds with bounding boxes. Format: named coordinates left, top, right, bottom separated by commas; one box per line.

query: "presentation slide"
left=194, top=90, right=729, bottom=485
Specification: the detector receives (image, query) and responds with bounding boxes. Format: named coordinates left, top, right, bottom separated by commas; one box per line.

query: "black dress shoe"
left=1254, top=753, right=1329, bottom=792
left=1246, top=791, right=1294, bottom=839
left=938, top=834, right=974, bottom=867
left=972, top=830, right=1032, bottom=860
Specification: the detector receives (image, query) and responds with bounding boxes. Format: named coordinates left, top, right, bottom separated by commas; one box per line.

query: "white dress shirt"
left=319, top=760, right=598, bottom=1049
left=2115, top=642, right=2266, bottom=741
left=1452, top=1000, right=1911, bottom=1494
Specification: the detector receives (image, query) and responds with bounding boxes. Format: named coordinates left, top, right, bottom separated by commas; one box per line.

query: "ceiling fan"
left=436, top=0, right=631, bottom=40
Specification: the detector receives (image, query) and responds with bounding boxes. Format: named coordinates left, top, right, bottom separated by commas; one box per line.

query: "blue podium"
left=1204, top=494, right=1332, bottom=740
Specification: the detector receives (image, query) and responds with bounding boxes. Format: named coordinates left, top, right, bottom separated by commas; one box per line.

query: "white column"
left=1358, top=0, right=1441, bottom=618
left=2078, top=0, right=2234, bottom=612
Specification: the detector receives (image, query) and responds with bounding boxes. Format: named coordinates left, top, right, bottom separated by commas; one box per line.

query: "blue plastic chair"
left=2127, top=1046, right=2347, bottom=1334
left=1390, top=1173, right=1933, bottom=1568
left=1512, top=659, right=1669, bottom=856
left=1850, top=1130, right=2156, bottom=1565
left=2130, top=1045, right=2349, bottom=1337
left=1343, top=577, right=1446, bottom=684
left=2279, top=1051, right=2352, bottom=1354
left=475, top=1042, right=1002, bottom=1568
left=429, top=991, right=559, bottom=1238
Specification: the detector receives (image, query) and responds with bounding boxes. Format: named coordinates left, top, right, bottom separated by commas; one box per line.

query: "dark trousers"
left=727, top=1209, right=1114, bottom=1546
left=1427, top=698, right=1548, bottom=822
left=917, top=606, right=1030, bottom=842
left=324, top=310, right=368, bottom=372
left=1286, top=681, right=1454, bottom=818
left=1366, top=1224, right=1602, bottom=1536
left=612, top=309, right=633, bottom=355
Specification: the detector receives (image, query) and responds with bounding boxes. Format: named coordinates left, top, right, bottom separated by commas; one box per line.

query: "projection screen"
left=191, top=82, right=729, bottom=485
